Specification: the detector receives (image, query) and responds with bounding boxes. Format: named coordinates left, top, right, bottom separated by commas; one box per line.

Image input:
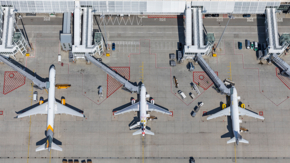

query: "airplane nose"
left=50, top=64, right=55, bottom=69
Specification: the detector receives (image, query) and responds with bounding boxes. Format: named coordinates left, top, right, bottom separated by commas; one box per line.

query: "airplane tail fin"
left=227, top=137, right=236, bottom=144
left=51, top=142, right=63, bottom=151
left=129, top=122, right=140, bottom=129
left=239, top=138, right=249, bottom=144
left=36, top=138, right=62, bottom=152
left=132, top=129, right=142, bottom=135
left=144, top=130, right=154, bottom=135
left=132, top=129, right=154, bottom=136
left=227, top=137, right=249, bottom=144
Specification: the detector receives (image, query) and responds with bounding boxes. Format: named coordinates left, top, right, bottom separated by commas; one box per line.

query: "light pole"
left=100, top=13, right=108, bottom=50
left=214, top=14, right=234, bottom=51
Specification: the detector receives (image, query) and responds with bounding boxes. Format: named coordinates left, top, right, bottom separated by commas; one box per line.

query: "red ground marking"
left=0, top=111, right=3, bottom=115
left=259, top=111, right=263, bottom=116
left=107, top=67, right=130, bottom=98
left=203, top=111, right=207, bottom=115
left=113, top=111, right=117, bottom=115
left=223, top=14, right=228, bottom=18
left=193, top=71, right=218, bottom=90
left=276, top=68, right=290, bottom=90
left=3, top=71, right=26, bottom=95
left=170, top=111, right=173, bottom=117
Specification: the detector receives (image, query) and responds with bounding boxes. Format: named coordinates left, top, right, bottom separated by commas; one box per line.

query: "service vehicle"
left=238, top=42, right=242, bottom=50
left=254, top=42, right=258, bottom=51
left=112, top=43, right=115, bottom=51
left=178, top=90, right=186, bottom=99
left=245, top=40, right=250, bottom=49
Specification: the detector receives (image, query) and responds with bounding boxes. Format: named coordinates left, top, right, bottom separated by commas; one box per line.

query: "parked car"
left=254, top=42, right=258, bottom=51
left=211, top=14, right=219, bottom=17
left=245, top=40, right=250, bottom=49
left=251, top=42, right=254, bottom=49
left=178, top=90, right=186, bottom=99
left=205, top=14, right=212, bottom=17
left=112, top=43, right=115, bottom=51
left=238, top=42, right=242, bottom=50
left=33, top=91, right=38, bottom=101
left=243, top=14, right=251, bottom=18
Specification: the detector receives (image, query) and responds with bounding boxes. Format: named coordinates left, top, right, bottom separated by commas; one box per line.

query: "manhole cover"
left=9, top=73, right=14, bottom=78
left=199, top=75, right=204, bottom=80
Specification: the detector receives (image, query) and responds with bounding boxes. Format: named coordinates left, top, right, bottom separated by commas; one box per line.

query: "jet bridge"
left=0, top=55, right=47, bottom=89
left=0, top=7, right=29, bottom=58
left=194, top=54, right=230, bottom=95
left=60, top=12, right=72, bottom=51
left=270, top=53, right=290, bottom=78
left=70, top=2, right=103, bottom=62
left=183, top=3, right=214, bottom=60
left=85, top=53, right=139, bottom=93
left=263, top=8, right=288, bottom=59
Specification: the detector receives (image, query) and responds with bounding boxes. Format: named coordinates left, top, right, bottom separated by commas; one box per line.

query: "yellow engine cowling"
left=39, top=100, right=44, bottom=105
left=241, top=103, right=245, bottom=108
left=61, top=98, right=66, bottom=105
left=222, top=103, right=226, bottom=110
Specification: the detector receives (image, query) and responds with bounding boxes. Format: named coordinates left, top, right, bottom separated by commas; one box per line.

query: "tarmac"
left=1, top=14, right=290, bottom=163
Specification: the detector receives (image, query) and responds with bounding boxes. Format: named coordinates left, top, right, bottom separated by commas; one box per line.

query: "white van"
left=33, top=91, right=38, bottom=101
left=178, top=90, right=186, bottom=99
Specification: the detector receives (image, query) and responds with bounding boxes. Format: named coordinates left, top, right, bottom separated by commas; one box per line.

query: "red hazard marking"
left=199, top=75, right=204, bottom=80
left=223, top=14, right=228, bottom=18
left=3, top=71, right=26, bottom=95
left=0, top=111, right=3, bottom=115
left=276, top=68, right=290, bottom=90
left=170, top=111, right=173, bottom=117
left=259, top=111, right=263, bottom=116
left=107, top=67, right=130, bottom=98
left=203, top=111, right=207, bottom=115
left=113, top=111, right=117, bottom=115
left=193, top=71, right=218, bottom=90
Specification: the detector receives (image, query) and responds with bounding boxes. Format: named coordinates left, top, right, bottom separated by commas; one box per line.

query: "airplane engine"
left=131, top=98, right=135, bottom=104
left=39, top=97, right=44, bottom=105
left=150, top=99, right=155, bottom=105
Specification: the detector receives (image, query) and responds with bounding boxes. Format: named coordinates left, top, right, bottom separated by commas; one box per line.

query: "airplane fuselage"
left=230, top=87, right=240, bottom=145
left=139, top=84, right=147, bottom=136
left=46, top=65, right=56, bottom=151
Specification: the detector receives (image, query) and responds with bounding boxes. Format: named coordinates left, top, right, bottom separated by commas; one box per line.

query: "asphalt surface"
left=3, top=14, right=290, bottom=163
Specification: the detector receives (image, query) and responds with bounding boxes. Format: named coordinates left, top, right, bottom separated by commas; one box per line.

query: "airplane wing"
left=238, top=107, right=264, bottom=120
left=55, top=102, right=85, bottom=117
left=16, top=103, right=48, bottom=118
left=147, top=102, right=172, bottom=115
left=207, top=107, right=231, bottom=120
left=114, top=102, right=139, bottom=115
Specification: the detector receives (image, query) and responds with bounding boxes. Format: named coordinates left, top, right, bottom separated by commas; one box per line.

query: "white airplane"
left=207, top=87, right=264, bottom=145
left=114, top=84, right=172, bottom=136
left=15, top=65, right=85, bottom=152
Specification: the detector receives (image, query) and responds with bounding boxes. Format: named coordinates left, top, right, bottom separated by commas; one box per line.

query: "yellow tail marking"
left=46, top=140, right=49, bottom=148
left=47, top=125, right=54, bottom=132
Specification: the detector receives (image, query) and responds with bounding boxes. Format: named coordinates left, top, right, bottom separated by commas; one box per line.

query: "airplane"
left=114, top=84, right=172, bottom=136
left=207, top=86, right=264, bottom=145
left=15, top=65, right=85, bottom=152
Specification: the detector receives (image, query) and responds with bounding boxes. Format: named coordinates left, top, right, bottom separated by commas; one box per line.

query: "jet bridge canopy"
left=264, top=8, right=288, bottom=59
left=183, top=5, right=214, bottom=60
left=194, top=54, right=230, bottom=95
left=0, top=55, right=47, bottom=89
left=85, top=53, right=139, bottom=94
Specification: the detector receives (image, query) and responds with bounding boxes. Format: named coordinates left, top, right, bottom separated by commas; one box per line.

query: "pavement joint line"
left=228, top=62, right=232, bottom=81
left=234, top=144, right=237, bottom=163
left=142, top=136, right=144, bottom=163
left=27, top=73, right=34, bottom=163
